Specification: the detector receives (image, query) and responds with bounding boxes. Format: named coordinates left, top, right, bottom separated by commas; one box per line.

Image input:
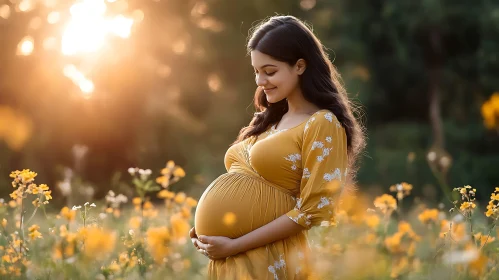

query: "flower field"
left=1, top=163, right=499, bottom=279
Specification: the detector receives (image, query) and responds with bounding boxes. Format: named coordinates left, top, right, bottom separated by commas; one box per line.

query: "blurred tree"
left=0, top=0, right=498, bottom=204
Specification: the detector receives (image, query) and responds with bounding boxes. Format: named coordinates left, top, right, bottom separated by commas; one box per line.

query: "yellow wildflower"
left=158, top=190, right=175, bottom=199
left=26, top=183, right=36, bottom=193
left=10, top=169, right=37, bottom=184
left=132, top=197, right=141, bottom=211
left=53, top=242, right=76, bottom=259
left=373, top=194, right=397, bottom=214
left=173, top=167, right=186, bottom=178
left=9, top=190, right=20, bottom=200
left=143, top=201, right=154, bottom=210
left=157, top=161, right=185, bottom=188
left=129, top=217, right=142, bottom=229
left=28, top=224, right=42, bottom=240
left=384, top=232, right=404, bottom=253
left=460, top=201, right=476, bottom=212
left=59, top=206, right=76, bottom=222
left=107, top=261, right=120, bottom=272
left=440, top=220, right=467, bottom=242
left=174, top=192, right=186, bottom=204
left=485, top=187, right=499, bottom=218
left=81, top=226, right=116, bottom=259
left=180, top=206, right=192, bottom=219
left=2, top=255, right=11, bottom=263
left=146, top=226, right=171, bottom=264
left=156, top=176, right=170, bottom=187
left=474, top=232, right=495, bottom=247
left=481, top=92, right=499, bottom=129
left=32, top=198, right=40, bottom=207
left=132, top=197, right=142, bottom=205
left=418, top=209, right=440, bottom=224
left=364, top=214, right=380, bottom=229
left=469, top=251, right=488, bottom=278
left=1, top=219, right=6, bottom=228
left=119, top=252, right=129, bottom=265
left=113, top=209, right=121, bottom=218
left=171, top=213, right=190, bottom=243
left=43, top=190, right=52, bottom=201
left=33, top=184, right=49, bottom=194
left=8, top=200, right=17, bottom=208
left=185, top=197, right=198, bottom=207
left=389, top=182, right=413, bottom=200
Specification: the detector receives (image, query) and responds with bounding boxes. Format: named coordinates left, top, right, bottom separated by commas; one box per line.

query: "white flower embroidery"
left=268, top=255, right=286, bottom=280
left=267, top=125, right=288, bottom=137
left=295, top=198, right=303, bottom=209
left=324, top=112, right=333, bottom=122
left=311, top=141, right=324, bottom=150
left=324, top=168, right=342, bottom=182
left=304, top=117, right=316, bottom=132
left=305, top=216, right=312, bottom=226
left=322, top=147, right=332, bottom=157
left=317, top=196, right=330, bottom=209
left=289, top=209, right=312, bottom=226
left=302, top=168, right=311, bottom=179
left=284, top=153, right=301, bottom=171
left=325, top=136, right=332, bottom=143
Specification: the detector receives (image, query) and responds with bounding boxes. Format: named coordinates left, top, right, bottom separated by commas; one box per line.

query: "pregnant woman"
left=191, top=15, right=365, bottom=279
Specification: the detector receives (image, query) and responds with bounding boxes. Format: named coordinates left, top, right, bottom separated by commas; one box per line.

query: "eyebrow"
left=252, top=64, right=278, bottom=69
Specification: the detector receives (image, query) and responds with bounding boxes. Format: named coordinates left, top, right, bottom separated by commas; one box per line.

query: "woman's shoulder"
left=304, top=109, right=342, bottom=132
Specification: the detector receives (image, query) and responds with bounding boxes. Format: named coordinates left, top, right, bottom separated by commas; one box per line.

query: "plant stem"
left=479, top=223, right=497, bottom=251
left=20, top=195, right=25, bottom=255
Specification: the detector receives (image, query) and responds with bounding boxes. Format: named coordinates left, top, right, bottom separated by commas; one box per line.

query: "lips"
left=263, top=87, right=276, bottom=94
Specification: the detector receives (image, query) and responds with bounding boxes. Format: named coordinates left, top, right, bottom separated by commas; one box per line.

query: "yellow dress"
left=194, top=110, right=348, bottom=280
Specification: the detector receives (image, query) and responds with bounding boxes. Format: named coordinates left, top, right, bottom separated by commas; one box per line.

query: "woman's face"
left=250, top=50, right=304, bottom=104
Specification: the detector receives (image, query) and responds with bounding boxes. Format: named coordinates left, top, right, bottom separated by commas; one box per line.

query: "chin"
left=266, top=95, right=286, bottom=104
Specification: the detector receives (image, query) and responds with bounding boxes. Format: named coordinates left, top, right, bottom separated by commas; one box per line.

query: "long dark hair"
left=236, top=15, right=366, bottom=184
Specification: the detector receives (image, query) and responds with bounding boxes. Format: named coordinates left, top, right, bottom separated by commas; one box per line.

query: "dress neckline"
left=272, top=109, right=327, bottom=132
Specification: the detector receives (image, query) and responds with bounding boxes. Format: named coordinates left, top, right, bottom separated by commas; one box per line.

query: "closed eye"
left=254, top=70, right=276, bottom=76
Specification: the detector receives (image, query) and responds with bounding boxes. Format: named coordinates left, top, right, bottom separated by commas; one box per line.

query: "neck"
left=286, top=89, right=320, bottom=115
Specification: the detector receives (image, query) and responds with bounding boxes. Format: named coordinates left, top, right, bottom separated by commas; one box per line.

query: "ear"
left=295, top=59, right=306, bottom=75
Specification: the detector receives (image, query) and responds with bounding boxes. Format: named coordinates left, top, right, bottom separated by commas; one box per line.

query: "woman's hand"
left=196, top=235, right=240, bottom=260
left=190, top=227, right=217, bottom=259
left=189, top=227, right=200, bottom=249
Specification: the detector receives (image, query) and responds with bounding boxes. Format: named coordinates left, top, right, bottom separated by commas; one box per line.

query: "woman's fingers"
left=196, top=240, right=211, bottom=251
left=189, top=227, right=197, bottom=239
left=191, top=238, right=200, bottom=249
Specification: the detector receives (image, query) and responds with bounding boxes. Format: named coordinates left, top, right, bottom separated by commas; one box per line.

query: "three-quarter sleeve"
left=286, top=111, right=348, bottom=229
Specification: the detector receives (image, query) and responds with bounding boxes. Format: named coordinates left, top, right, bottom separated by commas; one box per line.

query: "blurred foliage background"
left=0, top=0, right=498, bottom=205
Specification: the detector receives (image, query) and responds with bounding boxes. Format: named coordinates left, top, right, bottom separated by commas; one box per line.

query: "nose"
left=255, top=74, right=267, bottom=87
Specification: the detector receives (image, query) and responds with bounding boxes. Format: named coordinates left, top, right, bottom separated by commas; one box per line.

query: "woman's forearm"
left=234, top=214, right=305, bottom=254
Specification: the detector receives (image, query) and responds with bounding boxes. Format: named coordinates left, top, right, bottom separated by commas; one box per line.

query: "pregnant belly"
left=194, top=172, right=296, bottom=239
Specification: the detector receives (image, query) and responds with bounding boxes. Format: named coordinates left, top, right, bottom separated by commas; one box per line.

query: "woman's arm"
left=233, top=214, right=304, bottom=254
left=196, top=214, right=304, bottom=259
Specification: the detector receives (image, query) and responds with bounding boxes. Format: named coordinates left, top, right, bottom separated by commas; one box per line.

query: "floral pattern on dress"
left=324, top=168, right=342, bottom=182
left=267, top=125, right=288, bottom=137
left=268, top=254, right=286, bottom=280
left=284, top=153, right=301, bottom=171
left=303, top=117, right=316, bottom=132
left=286, top=111, right=348, bottom=229
left=302, top=168, right=311, bottom=179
